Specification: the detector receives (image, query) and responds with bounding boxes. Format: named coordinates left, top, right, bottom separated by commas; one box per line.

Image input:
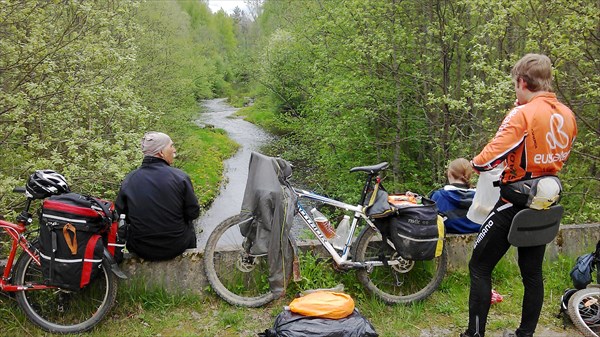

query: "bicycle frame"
left=0, top=219, right=51, bottom=291
left=293, top=187, right=397, bottom=270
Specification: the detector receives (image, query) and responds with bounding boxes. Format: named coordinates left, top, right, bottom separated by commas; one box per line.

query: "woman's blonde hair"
left=447, top=158, right=474, bottom=187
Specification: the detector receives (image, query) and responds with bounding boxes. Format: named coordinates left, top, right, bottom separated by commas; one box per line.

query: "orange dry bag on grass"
left=289, top=291, right=355, bottom=319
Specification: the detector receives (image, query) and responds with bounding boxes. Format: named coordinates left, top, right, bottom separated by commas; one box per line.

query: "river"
left=194, top=98, right=274, bottom=248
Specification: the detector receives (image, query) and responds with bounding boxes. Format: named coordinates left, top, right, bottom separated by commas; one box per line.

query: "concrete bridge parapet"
left=120, top=223, right=600, bottom=295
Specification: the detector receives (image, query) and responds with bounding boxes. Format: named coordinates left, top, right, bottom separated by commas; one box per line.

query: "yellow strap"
left=435, top=215, right=445, bottom=257
left=367, top=183, right=380, bottom=207
left=63, top=223, right=78, bottom=255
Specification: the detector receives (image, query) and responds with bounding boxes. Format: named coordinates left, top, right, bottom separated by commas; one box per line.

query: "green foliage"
left=242, top=0, right=599, bottom=222
left=134, top=1, right=206, bottom=114
left=236, top=99, right=294, bottom=136
left=130, top=1, right=241, bottom=209
left=0, top=1, right=150, bottom=206
left=0, top=0, right=246, bottom=217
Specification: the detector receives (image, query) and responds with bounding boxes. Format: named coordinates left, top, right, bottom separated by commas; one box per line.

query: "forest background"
left=0, top=0, right=598, bottom=224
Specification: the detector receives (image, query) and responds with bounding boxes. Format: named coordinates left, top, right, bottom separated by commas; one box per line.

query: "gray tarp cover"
left=239, top=152, right=297, bottom=297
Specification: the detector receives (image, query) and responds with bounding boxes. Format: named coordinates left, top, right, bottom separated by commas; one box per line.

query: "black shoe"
left=460, top=332, right=481, bottom=337
left=503, top=329, right=533, bottom=337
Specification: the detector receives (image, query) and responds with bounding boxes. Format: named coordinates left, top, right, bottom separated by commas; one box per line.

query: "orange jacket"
left=472, top=93, right=577, bottom=183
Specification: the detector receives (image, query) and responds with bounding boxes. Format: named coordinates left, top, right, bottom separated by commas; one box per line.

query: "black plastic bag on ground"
left=259, top=308, right=378, bottom=337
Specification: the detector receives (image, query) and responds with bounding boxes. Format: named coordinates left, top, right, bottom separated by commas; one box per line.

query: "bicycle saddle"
left=507, top=204, right=564, bottom=247
left=349, top=162, right=389, bottom=174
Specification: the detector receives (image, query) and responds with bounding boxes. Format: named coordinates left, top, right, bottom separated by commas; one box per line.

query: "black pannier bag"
left=365, top=186, right=444, bottom=261
left=387, top=197, right=444, bottom=261
left=39, top=193, right=114, bottom=290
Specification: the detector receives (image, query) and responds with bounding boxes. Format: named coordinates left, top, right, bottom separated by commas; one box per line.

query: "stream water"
left=194, top=98, right=274, bottom=248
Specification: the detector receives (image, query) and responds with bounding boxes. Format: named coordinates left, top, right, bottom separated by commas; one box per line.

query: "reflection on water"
left=194, top=99, right=273, bottom=249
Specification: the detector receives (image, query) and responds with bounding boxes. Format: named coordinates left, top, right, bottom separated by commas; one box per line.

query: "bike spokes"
left=14, top=249, right=117, bottom=334
left=354, top=227, right=447, bottom=304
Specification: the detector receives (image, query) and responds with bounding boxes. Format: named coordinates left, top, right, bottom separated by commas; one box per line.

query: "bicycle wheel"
left=568, top=287, right=600, bottom=337
left=14, top=243, right=118, bottom=334
left=353, top=226, right=447, bottom=304
left=204, top=214, right=293, bottom=307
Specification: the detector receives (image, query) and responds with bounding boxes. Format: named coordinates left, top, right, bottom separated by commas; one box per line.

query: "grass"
left=0, top=250, right=583, bottom=336
left=235, top=101, right=294, bottom=136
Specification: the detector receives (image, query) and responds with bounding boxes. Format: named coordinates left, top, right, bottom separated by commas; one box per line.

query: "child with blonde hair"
left=430, top=158, right=480, bottom=234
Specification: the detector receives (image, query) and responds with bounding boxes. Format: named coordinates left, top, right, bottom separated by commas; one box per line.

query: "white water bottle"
left=118, top=214, right=126, bottom=228
left=331, top=215, right=350, bottom=250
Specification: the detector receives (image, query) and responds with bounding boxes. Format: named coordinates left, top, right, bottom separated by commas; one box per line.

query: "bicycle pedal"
left=332, top=264, right=351, bottom=273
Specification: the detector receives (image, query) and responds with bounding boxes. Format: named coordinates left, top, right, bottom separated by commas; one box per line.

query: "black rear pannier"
left=366, top=187, right=444, bottom=261
left=387, top=199, right=444, bottom=261
left=39, top=193, right=114, bottom=290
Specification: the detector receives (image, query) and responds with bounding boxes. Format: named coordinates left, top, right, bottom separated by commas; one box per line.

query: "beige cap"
left=141, top=132, right=172, bottom=156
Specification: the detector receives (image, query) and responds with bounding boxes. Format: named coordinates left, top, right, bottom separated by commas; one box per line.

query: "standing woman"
left=460, top=54, right=577, bottom=337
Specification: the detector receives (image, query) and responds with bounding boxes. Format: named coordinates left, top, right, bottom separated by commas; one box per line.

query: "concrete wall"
left=121, top=250, right=206, bottom=295
left=120, top=223, right=600, bottom=295
left=444, top=223, right=600, bottom=270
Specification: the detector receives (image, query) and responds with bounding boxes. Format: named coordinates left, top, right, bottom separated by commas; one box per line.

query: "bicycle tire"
left=568, top=287, right=600, bottom=337
left=14, top=243, right=118, bottom=334
left=353, top=226, right=447, bottom=304
left=203, top=214, right=293, bottom=307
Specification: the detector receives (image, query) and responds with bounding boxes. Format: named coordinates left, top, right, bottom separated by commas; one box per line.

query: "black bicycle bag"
left=39, top=193, right=115, bottom=290
left=386, top=198, right=444, bottom=261
left=366, top=187, right=444, bottom=261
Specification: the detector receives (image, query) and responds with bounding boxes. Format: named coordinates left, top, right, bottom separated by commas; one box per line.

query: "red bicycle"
left=1, top=187, right=118, bottom=334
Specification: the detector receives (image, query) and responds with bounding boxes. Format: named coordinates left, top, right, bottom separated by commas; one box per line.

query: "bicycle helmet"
left=25, top=170, right=70, bottom=199
left=561, top=288, right=578, bottom=313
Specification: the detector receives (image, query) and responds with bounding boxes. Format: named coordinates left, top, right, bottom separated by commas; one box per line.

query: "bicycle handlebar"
left=10, top=187, right=33, bottom=223
left=13, top=187, right=25, bottom=193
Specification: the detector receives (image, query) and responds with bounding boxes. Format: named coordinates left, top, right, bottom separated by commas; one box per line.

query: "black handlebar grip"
left=13, top=187, right=26, bottom=193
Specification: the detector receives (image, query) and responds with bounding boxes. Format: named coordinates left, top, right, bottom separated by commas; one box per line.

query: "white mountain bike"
left=203, top=161, right=447, bottom=307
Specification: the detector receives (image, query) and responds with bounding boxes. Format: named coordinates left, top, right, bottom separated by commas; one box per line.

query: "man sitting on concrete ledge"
left=115, top=131, right=200, bottom=261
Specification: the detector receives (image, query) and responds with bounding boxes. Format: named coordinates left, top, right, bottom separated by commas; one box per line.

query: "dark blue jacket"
left=115, top=156, right=200, bottom=260
left=430, top=184, right=481, bottom=234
